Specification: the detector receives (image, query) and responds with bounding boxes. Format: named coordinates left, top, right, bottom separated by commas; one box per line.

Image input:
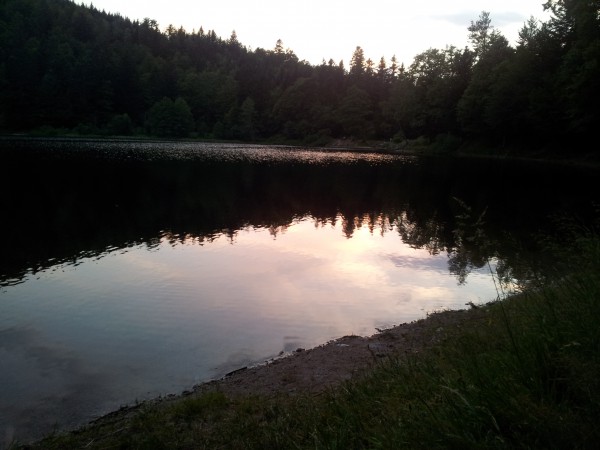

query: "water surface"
left=0, top=138, right=597, bottom=445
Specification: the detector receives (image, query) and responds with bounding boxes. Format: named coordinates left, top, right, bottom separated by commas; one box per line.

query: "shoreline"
left=22, top=304, right=487, bottom=448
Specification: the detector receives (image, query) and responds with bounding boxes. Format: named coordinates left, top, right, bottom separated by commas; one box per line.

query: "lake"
left=0, top=138, right=597, bottom=446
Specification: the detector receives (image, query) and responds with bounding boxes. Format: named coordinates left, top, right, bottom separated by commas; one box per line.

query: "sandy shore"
left=74, top=305, right=487, bottom=435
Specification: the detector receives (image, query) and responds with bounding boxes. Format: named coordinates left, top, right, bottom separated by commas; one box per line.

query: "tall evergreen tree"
left=349, top=46, right=365, bottom=76
left=468, top=11, right=494, bottom=58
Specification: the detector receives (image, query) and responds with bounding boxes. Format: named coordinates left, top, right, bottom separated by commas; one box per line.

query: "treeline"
left=0, top=0, right=598, bottom=154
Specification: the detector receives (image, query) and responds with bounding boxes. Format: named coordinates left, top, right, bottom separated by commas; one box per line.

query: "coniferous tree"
left=349, top=46, right=365, bottom=77
left=468, top=11, right=494, bottom=58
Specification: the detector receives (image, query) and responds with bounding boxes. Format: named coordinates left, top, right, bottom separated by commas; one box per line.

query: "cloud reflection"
left=0, top=327, right=113, bottom=443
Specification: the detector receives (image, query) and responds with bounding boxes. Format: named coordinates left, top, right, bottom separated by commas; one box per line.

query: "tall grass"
left=294, top=273, right=600, bottom=449
left=24, top=221, right=600, bottom=449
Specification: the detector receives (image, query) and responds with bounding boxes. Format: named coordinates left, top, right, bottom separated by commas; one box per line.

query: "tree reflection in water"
left=0, top=138, right=596, bottom=288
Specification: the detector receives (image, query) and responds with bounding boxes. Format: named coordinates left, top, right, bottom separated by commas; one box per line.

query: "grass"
left=18, top=225, right=600, bottom=449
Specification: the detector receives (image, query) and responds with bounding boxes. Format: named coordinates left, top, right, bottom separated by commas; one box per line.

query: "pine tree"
left=349, top=46, right=365, bottom=76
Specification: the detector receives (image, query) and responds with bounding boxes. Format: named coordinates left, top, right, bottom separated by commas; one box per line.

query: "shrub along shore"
left=15, top=221, right=600, bottom=449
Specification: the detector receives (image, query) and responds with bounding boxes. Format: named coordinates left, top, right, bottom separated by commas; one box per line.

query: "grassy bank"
left=19, top=226, right=600, bottom=449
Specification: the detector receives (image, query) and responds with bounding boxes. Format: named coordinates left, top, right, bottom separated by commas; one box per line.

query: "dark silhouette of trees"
left=0, top=0, right=598, bottom=155
left=337, top=86, right=373, bottom=139
left=145, top=97, right=194, bottom=137
left=468, top=11, right=497, bottom=58
left=349, top=46, right=366, bottom=77
left=543, top=0, right=600, bottom=143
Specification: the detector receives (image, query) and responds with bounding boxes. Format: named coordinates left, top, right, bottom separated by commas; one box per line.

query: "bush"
left=106, top=113, right=133, bottom=136
left=145, top=97, right=194, bottom=138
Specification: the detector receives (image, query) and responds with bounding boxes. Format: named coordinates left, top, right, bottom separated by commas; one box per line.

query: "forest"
left=0, top=0, right=598, bottom=156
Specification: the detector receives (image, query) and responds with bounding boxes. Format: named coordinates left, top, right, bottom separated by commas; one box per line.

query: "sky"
left=87, top=0, right=551, bottom=67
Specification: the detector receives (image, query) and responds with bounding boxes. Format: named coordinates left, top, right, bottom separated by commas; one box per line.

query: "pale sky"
left=87, top=0, right=550, bottom=67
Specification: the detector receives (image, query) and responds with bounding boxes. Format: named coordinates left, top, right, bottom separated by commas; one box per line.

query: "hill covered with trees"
left=1, top=0, right=598, bottom=156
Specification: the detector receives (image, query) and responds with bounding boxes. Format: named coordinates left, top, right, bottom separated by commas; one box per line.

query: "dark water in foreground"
left=0, top=138, right=597, bottom=445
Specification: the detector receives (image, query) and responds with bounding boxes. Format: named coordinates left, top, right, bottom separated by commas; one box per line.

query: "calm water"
left=0, top=138, right=597, bottom=445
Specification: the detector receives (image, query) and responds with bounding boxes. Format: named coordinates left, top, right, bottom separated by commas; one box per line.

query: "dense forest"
left=0, top=0, right=598, bottom=155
